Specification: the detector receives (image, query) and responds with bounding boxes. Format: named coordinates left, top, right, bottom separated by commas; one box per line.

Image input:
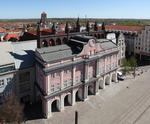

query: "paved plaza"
left=26, top=66, right=150, bottom=124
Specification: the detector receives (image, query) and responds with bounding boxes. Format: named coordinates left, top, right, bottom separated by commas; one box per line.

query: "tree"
left=129, top=56, right=137, bottom=78
left=122, top=58, right=131, bottom=75
left=0, top=96, right=24, bottom=124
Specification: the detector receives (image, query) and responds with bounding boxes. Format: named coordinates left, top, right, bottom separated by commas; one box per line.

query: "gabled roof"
left=36, top=44, right=83, bottom=63
left=0, top=27, right=6, bottom=33
left=105, top=25, right=144, bottom=33
left=97, top=39, right=117, bottom=50
left=4, top=33, right=20, bottom=41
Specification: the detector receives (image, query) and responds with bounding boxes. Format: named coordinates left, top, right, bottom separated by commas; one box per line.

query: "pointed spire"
left=102, top=22, right=105, bottom=31
left=76, top=17, right=80, bottom=32
left=86, top=21, right=90, bottom=32
left=65, top=21, right=69, bottom=34
left=94, top=21, right=98, bottom=31
left=52, top=22, right=56, bottom=34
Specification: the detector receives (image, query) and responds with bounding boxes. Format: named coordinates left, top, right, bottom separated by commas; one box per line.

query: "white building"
left=0, top=42, right=15, bottom=103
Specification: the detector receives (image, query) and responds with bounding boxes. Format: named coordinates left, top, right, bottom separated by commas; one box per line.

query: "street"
left=26, top=66, right=150, bottom=124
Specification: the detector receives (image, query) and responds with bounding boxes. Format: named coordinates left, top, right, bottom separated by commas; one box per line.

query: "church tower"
left=40, top=11, right=47, bottom=24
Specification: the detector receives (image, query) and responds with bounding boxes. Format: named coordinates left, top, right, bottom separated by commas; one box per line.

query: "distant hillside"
left=0, top=18, right=150, bottom=26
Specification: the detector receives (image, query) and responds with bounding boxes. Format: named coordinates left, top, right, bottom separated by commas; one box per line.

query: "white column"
left=47, top=100, right=51, bottom=118
left=73, top=66, right=76, bottom=85
left=72, top=90, right=76, bottom=106
left=85, top=63, right=89, bottom=82
left=47, top=75, right=50, bottom=95
left=100, top=78, right=105, bottom=89
left=61, top=70, right=63, bottom=89
left=96, top=59, right=100, bottom=77
left=60, top=95, right=64, bottom=111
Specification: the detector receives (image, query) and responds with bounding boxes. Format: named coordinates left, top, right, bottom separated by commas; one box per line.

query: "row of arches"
left=41, top=37, right=68, bottom=47
left=47, top=72, right=117, bottom=117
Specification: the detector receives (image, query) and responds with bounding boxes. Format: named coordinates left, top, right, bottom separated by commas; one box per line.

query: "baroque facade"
left=35, top=35, right=119, bottom=118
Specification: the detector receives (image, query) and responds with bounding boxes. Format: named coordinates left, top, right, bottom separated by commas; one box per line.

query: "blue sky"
left=0, top=0, right=150, bottom=19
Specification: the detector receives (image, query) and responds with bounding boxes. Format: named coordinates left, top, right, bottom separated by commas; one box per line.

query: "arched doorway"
left=112, top=73, right=117, bottom=82
left=64, top=94, right=72, bottom=106
left=99, top=79, right=104, bottom=89
left=105, top=76, right=111, bottom=85
left=63, top=37, right=68, bottom=44
left=88, top=85, right=94, bottom=95
left=49, top=39, right=55, bottom=46
left=75, top=88, right=82, bottom=102
left=42, top=40, right=48, bottom=47
left=98, top=34, right=101, bottom=39
left=56, top=38, right=61, bottom=45
left=51, top=100, right=60, bottom=112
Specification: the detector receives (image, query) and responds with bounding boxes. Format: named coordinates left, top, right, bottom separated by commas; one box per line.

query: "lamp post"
left=75, top=111, right=78, bottom=124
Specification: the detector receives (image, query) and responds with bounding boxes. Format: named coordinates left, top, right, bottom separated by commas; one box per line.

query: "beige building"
left=134, top=26, right=150, bottom=57
left=117, top=33, right=126, bottom=65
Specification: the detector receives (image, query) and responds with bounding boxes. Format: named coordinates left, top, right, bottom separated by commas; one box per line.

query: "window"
left=89, top=51, right=91, bottom=55
left=51, top=85, right=55, bottom=92
left=93, top=50, right=96, bottom=55
left=80, top=75, right=83, bottom=81
left=19, top=72, right=30, bottom=82
left=92, top=71, right=95, bottom=77
left=0, top=79, right=4, bottom=87
left=51, top=73, right=55, bottom=78
left=69, top=78, right=72, bottom=86
left=76, top=76, right=79, bottom=82
left=7, top=78, right=11, bottom=84
left=56, top=83, right=60, bottom=90
left=68, top=69, right=72, bottom=73
left=64, top=69, right=67, bottom=74
left=56, top=72, right=60, bottom=77
left=64, top=80, right=67, bottom=87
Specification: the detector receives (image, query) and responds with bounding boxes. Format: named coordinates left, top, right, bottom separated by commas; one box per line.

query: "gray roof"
left=11, top=40, right=37, bottom=69
left=97, top=39, right=117, bottom=50
left=36, top=44, right=83, bottom=63
left=0, top=42, right=14, bottom=66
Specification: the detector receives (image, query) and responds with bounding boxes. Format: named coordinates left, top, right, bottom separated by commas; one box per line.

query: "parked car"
left=117, top=71, right=125, bottom=80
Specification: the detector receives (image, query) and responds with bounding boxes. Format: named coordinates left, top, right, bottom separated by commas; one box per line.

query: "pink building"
left=35, top=35, right=119, bottom=118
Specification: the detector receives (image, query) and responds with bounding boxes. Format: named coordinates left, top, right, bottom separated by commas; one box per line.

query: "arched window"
left=49, top=39, right=55, bottom=46
left=42, top=40, right=48, bottom=47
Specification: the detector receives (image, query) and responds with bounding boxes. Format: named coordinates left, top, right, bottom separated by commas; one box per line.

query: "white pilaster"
left=47, top=75, right=50, bottom=95
left=47, top=100, right=51, bottom=118
left=72, top=90, right=76, bottom=106
left=61, top=70, right=64, bottom=89
left=60, top=95, right=64, bottom=111
left=73, top=66, right=76, bottom=85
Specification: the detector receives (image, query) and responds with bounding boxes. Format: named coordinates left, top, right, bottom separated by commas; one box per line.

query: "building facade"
left=134, top=26, right=150, bottom=57
left=117, top=33, right=126, bottom=65
left=35, top=35, right=119, bottom=118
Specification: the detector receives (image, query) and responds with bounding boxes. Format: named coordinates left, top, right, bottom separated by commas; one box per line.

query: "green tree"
left=0, top=96, right=24, bottom=124
left=122, top=58, right=131, bottom=75
left=129, top=56, right=137, bottom=78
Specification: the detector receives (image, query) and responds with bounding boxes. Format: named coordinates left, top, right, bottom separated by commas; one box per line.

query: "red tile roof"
left=0, top=27, right=6, bottom=33
left=105, top=25, right=145, bottom=33
left=4, top=33, right=20, bottom=41
left=42, top=11, right=46, bottom=15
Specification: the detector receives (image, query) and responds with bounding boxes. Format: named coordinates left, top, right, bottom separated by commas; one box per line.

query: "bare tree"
left=0, top=95, right=24, bottom=124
